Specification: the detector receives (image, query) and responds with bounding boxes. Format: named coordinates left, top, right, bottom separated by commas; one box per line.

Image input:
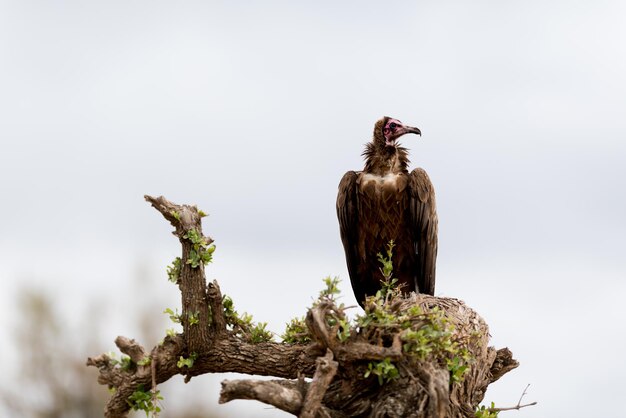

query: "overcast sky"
left=1, top=1, right=625, bottom=417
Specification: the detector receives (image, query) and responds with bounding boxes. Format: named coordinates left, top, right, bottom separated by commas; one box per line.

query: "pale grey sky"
left=1, top=1, right=625, bottom=417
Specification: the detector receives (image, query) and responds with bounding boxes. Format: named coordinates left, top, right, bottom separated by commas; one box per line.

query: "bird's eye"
left=389, top=123, right=397, bottom=129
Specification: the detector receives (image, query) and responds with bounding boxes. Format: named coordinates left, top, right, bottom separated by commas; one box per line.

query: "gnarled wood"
left=87, top=196, right=520, bottom=418
left=144, top=195, right=212, bottom=356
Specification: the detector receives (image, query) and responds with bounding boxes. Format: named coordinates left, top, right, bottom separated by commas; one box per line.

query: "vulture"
left=337, top=116, right=438, bottom=307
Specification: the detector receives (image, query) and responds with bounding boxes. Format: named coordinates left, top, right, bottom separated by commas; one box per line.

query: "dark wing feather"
left=336, top=171, right=363, bottom=302
left=408, top=168, right=438, bottom=295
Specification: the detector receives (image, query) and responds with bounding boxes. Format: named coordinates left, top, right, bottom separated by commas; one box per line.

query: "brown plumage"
left=337, top=116, right=438, bottom=307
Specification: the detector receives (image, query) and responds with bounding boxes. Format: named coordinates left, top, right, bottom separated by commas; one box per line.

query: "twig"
left=517, top=383, right=530, bottom=406
left=489, top=384, right=537, bottom=413
left=490, top=401, right=537, bottom=413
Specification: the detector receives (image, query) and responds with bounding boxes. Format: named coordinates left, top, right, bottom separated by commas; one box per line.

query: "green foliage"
left=314, top=276, right=351, bottom=345
left=359, top=295, right=472, bottom=383
left=177, top=352, right=198, bottom=369
left=120, top=355, right=132, bottom=371
left=222, top=295, right=237, bottom=324
left=127, top=384, right=163, bottom=417
left=239, top=312, right=253, bottom=327
left=165, top=328, right=177, bottom=337
left=183, top=228, right=216, bottom=268
left=198, top=209, right=208, bottom=218
left=401, top=308, right=454, bottom=359
left=188, top=311, right=199, bottom=326
left=170, top=210, right=181, bottom=222
left=475, top=402, right=499, bottom=418
left=137, top=356, right=151, bottom=367
left=249, top=322, right=273, bottom=343
left=364, top=358, right=399, bottom=385
left=222, top=294, right=274, bottom=343
left=319, top=276, right=341, bottom=300
left=376, top=240, right=395, bottom=281
left=355, top=293, right=398, bottom=329
left=107, top=353, right=133, bottom=371
left=281, top=316, right=311, bottom=344
left=166, top=257, right=181, bottom=284
left=447, top=355, right=471, bottom=383
left=354, top=240, right=474, bottom=385
left=336, top=318, right=351, bottom=342
left=187, top=248, right=214, bottom=268
left=163, top=308, right=181, bottom=324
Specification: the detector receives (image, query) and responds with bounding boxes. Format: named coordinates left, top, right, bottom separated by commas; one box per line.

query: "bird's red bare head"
left=375, top=117, right=422, bottom=147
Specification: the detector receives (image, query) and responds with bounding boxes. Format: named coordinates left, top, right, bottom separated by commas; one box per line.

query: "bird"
left=337, top=116, right=438, bottom=307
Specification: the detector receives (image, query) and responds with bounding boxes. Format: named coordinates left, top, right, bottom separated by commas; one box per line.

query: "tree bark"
left=87, top=196, right=519, bottom=418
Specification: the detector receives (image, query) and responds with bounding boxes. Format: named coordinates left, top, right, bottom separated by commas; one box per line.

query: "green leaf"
left=281, top=316, right=311, bottom=344
left=249, top=322, right=273, bottom=343
left=364, top=358, right=398, bottom=385
left=188, top=311, right=199, bottom=326
left=177, top=352, right=198, bottom=368
left=166, top=257, right=181, bottom=283
left=127, top=384, right=163, bottom=417
left=163, top=308, right=181, bottom=323
left=137, top=356, right=151, bottom=366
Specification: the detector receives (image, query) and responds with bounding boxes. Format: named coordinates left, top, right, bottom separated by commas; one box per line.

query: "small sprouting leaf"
left=163, top=308, right=181, bottom=323
left=249, top=322, right=273, bottom=343
left=166, top=257, right=181, bottom=283
left=364, top=358, right=398, bottom=385
left=137, top=356, right=151, bottom=366
left=281, top=316, right=311, bottom=344
left=177, top=352, right=198, bottom=368
left=188, top=312, right=199, bottom=326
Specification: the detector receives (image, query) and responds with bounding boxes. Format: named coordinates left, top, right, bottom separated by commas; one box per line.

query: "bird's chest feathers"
left=358, top=172, right=408, bottom=203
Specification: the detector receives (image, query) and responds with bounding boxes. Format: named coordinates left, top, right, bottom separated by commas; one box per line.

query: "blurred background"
left=1, top=1, right=625, bottom=417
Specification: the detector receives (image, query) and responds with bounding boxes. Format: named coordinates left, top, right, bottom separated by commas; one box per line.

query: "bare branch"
left=219, top=379, right=303, bottom=415
left=115, top=336, right=148, bottom=364
left=300, top=349, right=338, bottom=418
left=489, top=384, right=537, bottom=413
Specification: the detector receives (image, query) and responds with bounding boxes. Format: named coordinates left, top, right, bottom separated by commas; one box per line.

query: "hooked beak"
left=401, top=125, right=421, bottom=136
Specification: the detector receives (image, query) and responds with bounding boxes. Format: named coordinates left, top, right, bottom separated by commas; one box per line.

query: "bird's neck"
left=362, top=143, right=409, bottom=175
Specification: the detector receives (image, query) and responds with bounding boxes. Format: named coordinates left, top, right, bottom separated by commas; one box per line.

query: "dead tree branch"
left=219, top=379, right=303, bottom=415
left=489, top=384, right=537, bottom=413
left=300, top=349, right=338, bottom=418
left=87, top=195, right=520, bottom=418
